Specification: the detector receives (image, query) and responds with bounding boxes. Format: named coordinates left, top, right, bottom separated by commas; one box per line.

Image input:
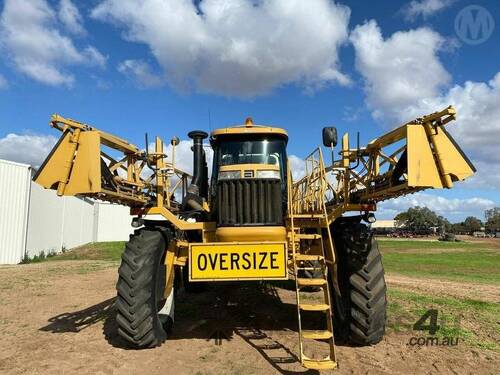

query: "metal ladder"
left=291, top=223, right=337, bottom=370
left=286, top=148, right=337, bottom=370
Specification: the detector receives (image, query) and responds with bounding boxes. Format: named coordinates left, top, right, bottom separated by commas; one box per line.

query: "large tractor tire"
left=115, top=227, right=174, bottom=348
left=330, top=221, right=387, bottom=345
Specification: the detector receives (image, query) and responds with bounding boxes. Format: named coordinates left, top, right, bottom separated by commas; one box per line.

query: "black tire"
left=116, top=227, right=174, bottom=348
left=331, top=221, right=387, bottom=345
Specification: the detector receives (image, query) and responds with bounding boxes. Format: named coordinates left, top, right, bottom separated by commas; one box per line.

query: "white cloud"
left=351, top=20, right=500, bottom=189
left=288, top=154, right=306, bottom=181
left=164, top=140, right=213, bottom=177
left=378, top=192, right=496, bottom=221
left=58, top=0, right=86, bottom=36
left=0, top=0, right=106, bottom=86
left=404, top=73, right=500, bottom=165
left=0, top=133, right=57, bottom=168
left=118, top=59, right=164, bottom=88
left=0, top=74, right=8, bottom=89
left=92, top=0, right=351, bottom=97
left=350, top=20, right=450, bottom=123
left=402, top=0, right=454, bottom=21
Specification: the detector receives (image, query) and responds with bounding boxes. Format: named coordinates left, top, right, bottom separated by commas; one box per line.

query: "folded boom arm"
left=290, top=106, right=476, bottom=218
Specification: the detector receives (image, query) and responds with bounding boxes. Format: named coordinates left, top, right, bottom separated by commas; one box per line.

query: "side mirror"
left=322, top=127, right=338, bottom=147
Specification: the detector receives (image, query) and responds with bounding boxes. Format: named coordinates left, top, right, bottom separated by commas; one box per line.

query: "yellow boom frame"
left=34, top=106, right=475, bottom=255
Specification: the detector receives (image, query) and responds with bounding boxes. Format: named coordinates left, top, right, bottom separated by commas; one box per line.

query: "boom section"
left=34, top=114, right=190, bottom=210
left=291, top=106, right=476, bottom=220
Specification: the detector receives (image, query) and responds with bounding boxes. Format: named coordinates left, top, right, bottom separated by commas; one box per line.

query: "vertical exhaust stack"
left=184, top=130, right=208, bottom=211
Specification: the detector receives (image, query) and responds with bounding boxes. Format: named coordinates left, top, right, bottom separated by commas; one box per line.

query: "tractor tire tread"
left=115, top=228, right=168, bottom=348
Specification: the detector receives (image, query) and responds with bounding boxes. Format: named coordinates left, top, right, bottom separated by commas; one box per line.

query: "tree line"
left=393, top=207, right=500, bottom=234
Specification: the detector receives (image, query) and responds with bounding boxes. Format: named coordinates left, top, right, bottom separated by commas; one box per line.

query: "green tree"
left=437, top=215, right=452, bottom=233
left=450, top=222, right=466, bottom=234
left=395, top=206, right=445, bottom=232
left=463, top=216, right=483, bottom=234
left=485, top=207, right=500, bottom=231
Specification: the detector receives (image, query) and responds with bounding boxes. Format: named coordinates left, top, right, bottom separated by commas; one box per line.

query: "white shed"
left=0, top=159, right=134, bottom=264
left=0, top=160, right=32, bottom=264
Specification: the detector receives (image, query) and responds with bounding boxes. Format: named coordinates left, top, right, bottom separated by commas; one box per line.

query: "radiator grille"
left=217, top=179, right=283, bottom=226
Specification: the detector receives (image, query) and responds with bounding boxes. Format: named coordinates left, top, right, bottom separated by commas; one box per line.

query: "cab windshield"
left=212, top=135, right=287, bottom=179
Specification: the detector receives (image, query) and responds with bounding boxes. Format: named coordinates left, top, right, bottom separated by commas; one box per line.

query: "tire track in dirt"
left=385, top=274, right=500, bottom=303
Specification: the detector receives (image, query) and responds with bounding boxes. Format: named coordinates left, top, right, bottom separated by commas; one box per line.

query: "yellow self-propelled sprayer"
left=34, top=106, right=474, bottom=370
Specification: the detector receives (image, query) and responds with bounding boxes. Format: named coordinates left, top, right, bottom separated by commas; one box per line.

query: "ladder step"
left=302, top=330, right=333, bottom=340
left=299, top=303, right=330, bottom=312
left=297, top=278, right=327, bottom=287
left=302, top=358, right=337, bottom=370
left=291, top=214, right=325, bottom=218
left=295, top=234, right=322, bottom=240
left=294, top=254, right=324, bottom=262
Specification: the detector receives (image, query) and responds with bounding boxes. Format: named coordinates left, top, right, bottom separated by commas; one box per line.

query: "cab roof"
left=210, top=117, right=288, bottom=140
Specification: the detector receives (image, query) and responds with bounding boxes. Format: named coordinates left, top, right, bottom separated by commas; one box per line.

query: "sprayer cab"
left=206, top=118, right=289, bottom=228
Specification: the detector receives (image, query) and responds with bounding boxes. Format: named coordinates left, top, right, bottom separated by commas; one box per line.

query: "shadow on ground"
left=41, top=281, right=328, bottom=374
left=40, top=297, right=116, bottom=333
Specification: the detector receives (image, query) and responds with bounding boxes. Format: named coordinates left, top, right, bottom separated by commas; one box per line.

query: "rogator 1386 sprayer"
left=34, top=106, right=474, bottom=370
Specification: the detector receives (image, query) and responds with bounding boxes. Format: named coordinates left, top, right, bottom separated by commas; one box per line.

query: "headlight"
left=219, top=171, right=241, bottom=180
left=256, top=170, right=280, bottom=179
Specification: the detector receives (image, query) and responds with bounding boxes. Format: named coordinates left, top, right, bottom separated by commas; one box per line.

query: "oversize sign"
left=189, top=242, right=287, bottom=281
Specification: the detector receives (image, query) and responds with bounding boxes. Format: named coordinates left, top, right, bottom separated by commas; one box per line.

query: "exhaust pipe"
left=184, top=130, right=208, bottom=211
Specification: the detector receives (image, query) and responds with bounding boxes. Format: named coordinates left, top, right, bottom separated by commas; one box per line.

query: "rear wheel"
left=330, top=221, right=387, bottom=345
left=116, top=227, right=174, bottom=348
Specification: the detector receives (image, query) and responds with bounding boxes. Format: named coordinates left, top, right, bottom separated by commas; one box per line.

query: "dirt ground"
left=385, top=274, right=500, bottom=303
left=0, top=261, right=498, bottom=375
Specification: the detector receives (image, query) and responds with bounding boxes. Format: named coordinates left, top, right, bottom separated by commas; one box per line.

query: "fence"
left=0, top=159, right=133, bottom=264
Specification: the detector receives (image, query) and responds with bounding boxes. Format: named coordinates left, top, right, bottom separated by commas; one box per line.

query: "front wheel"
left=115, top=227, right=174, bottom=348
left=330, top=221, right=387, bottom=345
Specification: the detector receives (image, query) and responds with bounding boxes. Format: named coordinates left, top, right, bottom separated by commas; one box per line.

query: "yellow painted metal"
left=50, top=114, right=139, bottom=153
left=424, top=123, right=475, bottom=186
left=219, top=163, right=280, bottom=174
left=302, top=358, right=337, bottom=371
left=34, top=114, right=203, bottom=229
left=189, top=242, right=287, bottom=281
left=407, top=125, right=443, bottom=188
left=315, top=106, right=476, bottom=208
left=163, top=240, right=177, bottom=299
left=211, top=123, right=288, bottom=138
left=145, top=206, right=216, bottom=231
left=297, top=278, right=327, bottom=286
left=34, top=130, right=74, bottom=191
left=302, top=330, right=333, bottom=339
left=215, top=226, right=286, bottom=242
left=65, top=131, right=102, bottom=195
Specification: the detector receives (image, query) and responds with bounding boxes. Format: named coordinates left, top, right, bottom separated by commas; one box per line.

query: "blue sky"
left=0, top=0, right=499, bottom=222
